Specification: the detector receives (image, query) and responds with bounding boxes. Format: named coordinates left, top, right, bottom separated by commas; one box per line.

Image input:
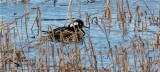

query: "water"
left=0, top=0, right=160, bottom=71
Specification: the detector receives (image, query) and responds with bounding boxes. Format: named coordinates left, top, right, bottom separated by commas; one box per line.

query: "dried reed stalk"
left=136, top=5, right=152, bottom=24
left=126, top=0, right=132, bottom=21
left=104, top=0, right=112, bottom=22
left=69, top=0, right=73, bottom=23
left=142, top=0, right=155, bottom=23
left=116, top=0, right=120, bottom=21
left=122, top=48, right=128, bottom=72
left=37, top=7, right=42, bottom=37
left=78, top=0, right=81, bottom=19
left=155, top=32, right=159, bottom=48
left=121, top=0, right=126, bottom=35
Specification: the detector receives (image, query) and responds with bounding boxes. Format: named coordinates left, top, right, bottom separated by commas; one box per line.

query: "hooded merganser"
left=46, top=19, right=85, bottom=42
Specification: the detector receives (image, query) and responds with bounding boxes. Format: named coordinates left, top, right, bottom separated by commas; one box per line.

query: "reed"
left=126, top=0, right=132, bottom=22
left=78, top=0, right=81, bottom=19
left=0, top=0, right=160, bottom=72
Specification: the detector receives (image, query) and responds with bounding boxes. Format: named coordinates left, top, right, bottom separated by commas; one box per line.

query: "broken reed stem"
left=31, top=16, right=37, bottom=31
left=106, top=0, right=110, bottom=5
left=45, top=39, right=50, bottom=72
left=142, top=0, right=155, bottom=22
left=13, top=26, right=16, bottom=70
left=99, top=43, right=104, bottom=69
left=121, top=0, right=126, bottom=35
left=116, top=0, right=120, bottom=21
left=115, top=45, right=120, bottom=71
left=37, top=7, right=42, bottom=38
left=59, top=45, right=65, bottom=72
left=89, top=39, right=98, bottom=71
left=121, top=0, right=124, bottom=13
left=109, top=48, right=114, bottom=70
left=75, top=47, right=81, bottom=72
left=83, top=41, right=88, bottom=71
left=0, top=16, right=2, bottom=31
left=5, top=22, right=10, bottom=71
left=138, top=36, right=145, bottom=72
left=122, top=48, right=128, bottom=72
left=69, top=0, right=73, bottom=23
left=78, top=0, right=81, bottom=19
left=142, top=21, right=144, bottom=36
left=155, top=32, right=159, bottom=48
left=137, top=5, right=142, bottom=25
left=24, top=0, right=30, bottom=69
left=64, top=0, right=73, bottom=26
left=136, top=5, right=152, bottom=24
left=132, top=40, right=137, bottom=70
left=25, top=0, right=29, bottom=39
left=87, top=36, right=93, bottom=68
left=104, top=0, right=112, bottom=22
left=126, top=0, right=132, bottom=20
left=86, top=13, right=91, bottom=27
left=25, top=10, right=29, bottom=43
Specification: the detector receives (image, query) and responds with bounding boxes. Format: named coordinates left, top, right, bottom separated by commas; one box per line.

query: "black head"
left=68, top=19, right=84, bottom=29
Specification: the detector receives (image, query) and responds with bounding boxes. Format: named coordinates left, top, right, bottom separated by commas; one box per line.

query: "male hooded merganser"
left=46, top=19, right=85, bottom=42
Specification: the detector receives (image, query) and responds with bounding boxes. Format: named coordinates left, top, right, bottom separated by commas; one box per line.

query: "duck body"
left=47, top=19, right=85, bottom=42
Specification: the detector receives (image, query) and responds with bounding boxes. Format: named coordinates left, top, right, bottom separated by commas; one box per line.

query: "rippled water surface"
left=0, top=0, right=160, bottom=71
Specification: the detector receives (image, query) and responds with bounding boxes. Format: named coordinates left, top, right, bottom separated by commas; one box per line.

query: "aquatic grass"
left=0, top=0, right=160, bottom=72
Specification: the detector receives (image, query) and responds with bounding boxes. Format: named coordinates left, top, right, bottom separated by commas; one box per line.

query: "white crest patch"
left=74, top=22, right=78, bottom=25
left=70, top=22, right=78, bottom=27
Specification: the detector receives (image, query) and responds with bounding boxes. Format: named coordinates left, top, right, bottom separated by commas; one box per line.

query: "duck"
left=46, top=19, right=86, bottom=42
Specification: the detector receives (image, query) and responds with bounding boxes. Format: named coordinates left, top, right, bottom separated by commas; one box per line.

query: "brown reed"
left=0, top=0, right=160, bottom=72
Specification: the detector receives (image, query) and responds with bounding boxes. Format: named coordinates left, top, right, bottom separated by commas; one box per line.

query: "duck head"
left=68, top=19, right=84, bottom=29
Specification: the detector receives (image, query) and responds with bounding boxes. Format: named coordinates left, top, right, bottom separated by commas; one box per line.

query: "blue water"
left=0, top=0, right=160, bottom=71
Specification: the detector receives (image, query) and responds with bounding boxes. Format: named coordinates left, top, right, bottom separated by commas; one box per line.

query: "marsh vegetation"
left=0, top=0, right=160, bottom=72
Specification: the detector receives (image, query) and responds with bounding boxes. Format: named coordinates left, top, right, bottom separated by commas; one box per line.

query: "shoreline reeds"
left=0, top=0, right=159, bottom=72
